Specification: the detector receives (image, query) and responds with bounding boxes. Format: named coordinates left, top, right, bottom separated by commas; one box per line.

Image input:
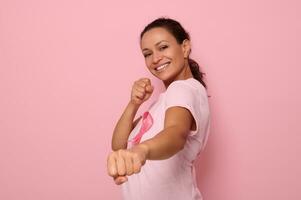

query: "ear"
left=181, top=39, right=191, bottom=59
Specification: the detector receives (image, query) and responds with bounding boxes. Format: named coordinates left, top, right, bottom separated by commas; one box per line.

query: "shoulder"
left=165, top=78, right=206, bottom=99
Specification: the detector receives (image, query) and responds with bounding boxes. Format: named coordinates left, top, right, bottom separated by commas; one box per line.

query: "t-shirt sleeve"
left=164, top=81, right=201, bottom=136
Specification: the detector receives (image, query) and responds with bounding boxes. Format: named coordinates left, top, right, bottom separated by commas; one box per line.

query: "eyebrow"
left=142, top=40, right=168, bottom=52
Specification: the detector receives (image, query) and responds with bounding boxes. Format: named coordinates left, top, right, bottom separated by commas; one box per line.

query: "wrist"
left=128, top=101, right=141, bottom=110
left=139, top=143, right=150, bottom=159
left=132, top=143, right=150, bottom=160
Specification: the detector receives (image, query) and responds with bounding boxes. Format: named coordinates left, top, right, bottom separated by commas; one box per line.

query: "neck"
left=163, top=61, right=193, bottom=89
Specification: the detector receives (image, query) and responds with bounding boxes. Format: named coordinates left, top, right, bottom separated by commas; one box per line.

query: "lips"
left=155, top=62, right=170, bottom=71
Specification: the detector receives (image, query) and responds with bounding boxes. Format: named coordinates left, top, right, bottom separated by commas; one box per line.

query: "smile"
left=155, top=62, right=170, bottom=72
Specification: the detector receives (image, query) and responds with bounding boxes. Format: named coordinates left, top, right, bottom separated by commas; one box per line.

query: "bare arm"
left=111, top=101, right=141, bottom=151
left=107, top=106, right=195, bottom=185
left=111, top=78, right=153, bottom=151
left=133, top=115, right=142, bottom=128
left=138, top=106, right=195, bottom=160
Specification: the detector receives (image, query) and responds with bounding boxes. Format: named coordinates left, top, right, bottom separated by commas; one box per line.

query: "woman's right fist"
left=130, top=78, right=154, bottom=106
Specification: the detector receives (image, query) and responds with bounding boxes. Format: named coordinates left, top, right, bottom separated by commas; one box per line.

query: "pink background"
left=0, top=0, right=300, bottom=199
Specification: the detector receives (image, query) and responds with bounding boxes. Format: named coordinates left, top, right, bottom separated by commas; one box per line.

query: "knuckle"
left=139, top=81, right=146, bottom=87
left=141, top=86, right=146, bottom=91
left=108, top=152, right=116, bottom=159
left=117, top=149, right=124, bottom=156
left=124, top=151, right=131, bottom=157
left=135, top=87, right=141, bottom=93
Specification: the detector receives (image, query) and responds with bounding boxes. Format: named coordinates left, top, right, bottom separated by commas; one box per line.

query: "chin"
left=155, top=74, right=174, bottom=83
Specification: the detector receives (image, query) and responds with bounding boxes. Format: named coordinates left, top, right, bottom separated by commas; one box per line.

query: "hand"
left=130, top=78, right=154, bottom=106
left=107, top=144, right=149, bottom=185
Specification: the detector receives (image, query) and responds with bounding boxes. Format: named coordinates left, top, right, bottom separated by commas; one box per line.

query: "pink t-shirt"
left=122, top=77, right=211, bottom=200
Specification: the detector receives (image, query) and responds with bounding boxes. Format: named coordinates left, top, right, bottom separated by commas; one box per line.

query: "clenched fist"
left=107, top=144, right=149, bottom=185
left=130, top=78, right=154, bottom=106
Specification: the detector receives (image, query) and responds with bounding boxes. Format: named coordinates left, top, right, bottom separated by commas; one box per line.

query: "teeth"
left=156, top=63, right=169, bottom=71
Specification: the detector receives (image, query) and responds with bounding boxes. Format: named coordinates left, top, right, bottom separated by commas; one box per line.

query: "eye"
left=159, top=45, right=168, bottom=51
left=144, top=53, right=152, bottom=58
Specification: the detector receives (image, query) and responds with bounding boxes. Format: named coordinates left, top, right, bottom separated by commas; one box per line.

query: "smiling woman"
left=140, top=18, right=207, bottom=89
left=107, top=17, right=211, bottom=200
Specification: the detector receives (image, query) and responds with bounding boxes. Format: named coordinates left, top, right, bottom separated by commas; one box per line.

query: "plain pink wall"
left=0, top=0, right=300, bottom=199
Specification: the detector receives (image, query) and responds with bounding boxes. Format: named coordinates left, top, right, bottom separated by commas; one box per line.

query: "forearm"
left=111, top=101, right=140, bottom=151
left=138, top=126, right=187, bottom=160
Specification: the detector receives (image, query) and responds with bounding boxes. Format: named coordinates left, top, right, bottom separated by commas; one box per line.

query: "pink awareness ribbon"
left=128, top=111, right=153, bottom=146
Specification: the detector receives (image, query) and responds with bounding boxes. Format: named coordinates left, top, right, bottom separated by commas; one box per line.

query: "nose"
left=152, top=51, right=162, bottom=64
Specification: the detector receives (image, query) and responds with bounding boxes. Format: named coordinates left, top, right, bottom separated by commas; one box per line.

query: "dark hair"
left=140, top=17, right=207, bottom=89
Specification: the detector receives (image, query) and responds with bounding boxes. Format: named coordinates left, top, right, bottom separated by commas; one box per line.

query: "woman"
left=107, top=17, right=210, bottom=200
